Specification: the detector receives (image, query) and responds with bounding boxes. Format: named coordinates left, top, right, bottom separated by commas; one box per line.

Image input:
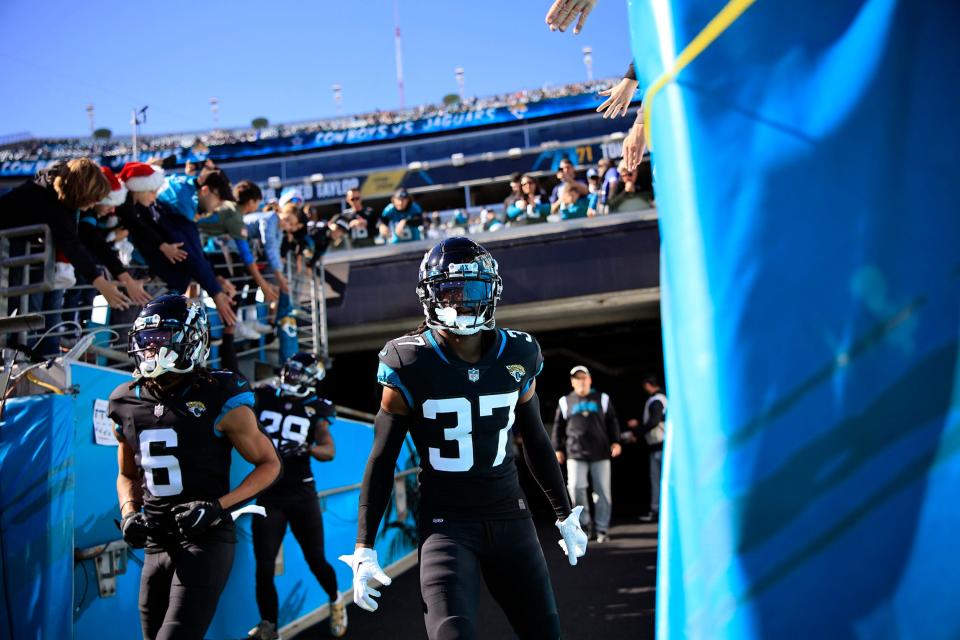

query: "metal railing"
left=73, top=465, right=418, bottom=600
left=0, top=229, right=329, bottom=397
left=0, top=224, right=55, bottom=347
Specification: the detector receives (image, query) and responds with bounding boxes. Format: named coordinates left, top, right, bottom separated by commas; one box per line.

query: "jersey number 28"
left=259, top=410, right=311, bottom=444
left=424, top=390, right=518, bottom=472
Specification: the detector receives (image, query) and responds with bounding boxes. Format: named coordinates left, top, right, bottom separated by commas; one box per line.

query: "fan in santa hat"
left=99, top=167, right=128, bottom=207
left=119, top=162, right=165, bottom=193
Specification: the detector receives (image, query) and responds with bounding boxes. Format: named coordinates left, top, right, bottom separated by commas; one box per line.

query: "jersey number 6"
left=140, top=428, right=184, bottom=497
left=423, top=390, right=518, bottom=472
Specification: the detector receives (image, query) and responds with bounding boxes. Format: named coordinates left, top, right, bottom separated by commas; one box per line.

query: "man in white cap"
left=552, top=365, right=621, bottom=542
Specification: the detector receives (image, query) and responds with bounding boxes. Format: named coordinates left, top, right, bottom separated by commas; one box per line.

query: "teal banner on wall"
left=0, top=394, right=75, bottom=640
left=0, top=363, right=415, bottom=640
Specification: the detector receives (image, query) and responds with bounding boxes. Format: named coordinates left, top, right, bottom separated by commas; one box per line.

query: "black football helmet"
left=128, top=294, right=209, bottom=379
left=417, top=237, right=502, bottom=335
left=280, top=352, right=325, bottom=397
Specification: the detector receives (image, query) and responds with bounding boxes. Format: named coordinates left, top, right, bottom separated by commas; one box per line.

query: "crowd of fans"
left=0, top=139, right=650, bottom=368
left=323, top=155, right=653, bottom=250
left=0, top=80, right=616, bottom=167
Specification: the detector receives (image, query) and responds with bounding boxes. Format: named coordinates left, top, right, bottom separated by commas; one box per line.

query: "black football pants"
left=139, top=539, right=235, bottom=640
left=252, top=494, right=340, bottom=624
left=418, top=516, right=561, bottom=640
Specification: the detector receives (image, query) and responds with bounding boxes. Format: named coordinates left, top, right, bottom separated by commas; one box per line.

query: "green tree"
left=251, top=117, right=269, bottom=130
left=93, top=128, right=112, bottom=140
left=442, top=93, right=460, bottom=107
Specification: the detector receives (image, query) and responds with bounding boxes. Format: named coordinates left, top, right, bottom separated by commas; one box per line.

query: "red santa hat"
left=99, top=167, right=128, bottom=206
left=119, top=162, right=165, bottom=193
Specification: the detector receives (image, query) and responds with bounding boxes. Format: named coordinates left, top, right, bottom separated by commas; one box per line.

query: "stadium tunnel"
left=315, top=210, right=665, bottom=520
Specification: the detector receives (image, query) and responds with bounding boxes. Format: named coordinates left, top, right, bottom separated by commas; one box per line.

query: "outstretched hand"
left=545, top=0, right=598, bottom=34
left=597, top=77, right=639, bottom=119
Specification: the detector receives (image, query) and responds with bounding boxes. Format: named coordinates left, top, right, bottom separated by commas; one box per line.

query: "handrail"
left=333, top=405, right=377, bottom=423
left=0, top=223, right=54, bottom=299
left=73, top=467, right=420, bottom=562
left=316, top=467, right=419, bottom=499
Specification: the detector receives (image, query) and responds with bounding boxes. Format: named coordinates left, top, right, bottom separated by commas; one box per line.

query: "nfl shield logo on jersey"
left=467, top=368, right=480, bottom=382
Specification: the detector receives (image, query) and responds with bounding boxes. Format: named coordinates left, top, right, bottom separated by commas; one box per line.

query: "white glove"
left=556, top=505, right=588, bottom=566
left=338, top=547, right=392, bottom=612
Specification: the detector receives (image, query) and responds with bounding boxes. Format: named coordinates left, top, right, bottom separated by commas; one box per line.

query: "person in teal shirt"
left=556, top=184, right=590, bottom=220
left=378, top=188, right=423, bottom=243
left=506, top=175, right=550, bottom=225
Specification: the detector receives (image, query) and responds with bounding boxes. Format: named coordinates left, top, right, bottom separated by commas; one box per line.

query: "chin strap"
left=138, top=346, right=196, bottom=379
left=430, top=307, right=492, bottom=335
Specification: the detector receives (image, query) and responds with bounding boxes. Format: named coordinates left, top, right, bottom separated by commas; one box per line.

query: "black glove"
left=278, top=439, right=310, bottom=458
left=119, top=512, right=153, bottom=548
left=171, top=500, right=225, bottom=539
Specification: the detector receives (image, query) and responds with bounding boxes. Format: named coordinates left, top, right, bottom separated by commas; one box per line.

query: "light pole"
left=455, top=67, right=465, bottom=102
left=86, top=104, right=95, bottom=137
left=332, top=84, right=343, bottom=115
left=131, top=106, right=148, bottom=161
left=209, top=97, right=220, bottom=128
left=582, top=46, right=593, bottom=82
left=394, top=0, right=405, bottom=109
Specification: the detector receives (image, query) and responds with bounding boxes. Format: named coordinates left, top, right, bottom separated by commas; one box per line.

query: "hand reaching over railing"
left=92, top=275, right=131, bottom=310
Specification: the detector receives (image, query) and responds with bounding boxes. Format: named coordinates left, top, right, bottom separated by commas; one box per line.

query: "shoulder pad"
left=379, top=334, right=429, bottom=369
left=253, top=385, right=274, bottom=400
left=209, top=369, right=252, bottom=394
left=109, top=381, right=135, bottom=402
left=312, top=397, right=336, bottom=418
left=377, top=337, right=420, bottom=407
left=500, top=329, right=543, bottom=370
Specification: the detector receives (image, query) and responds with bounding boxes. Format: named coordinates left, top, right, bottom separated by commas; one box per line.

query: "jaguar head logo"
left=506, top=365, right=526, bottom=382
left=186, top=401, right=206, bottom=417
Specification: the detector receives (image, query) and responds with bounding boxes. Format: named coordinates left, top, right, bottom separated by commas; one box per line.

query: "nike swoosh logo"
left=193, top=508, right=205, bottom=527
left=237, top=380, right=246, bottom=387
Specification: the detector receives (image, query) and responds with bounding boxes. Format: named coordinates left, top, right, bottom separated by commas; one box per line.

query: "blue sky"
left=0, top=0, right=633, bottom=138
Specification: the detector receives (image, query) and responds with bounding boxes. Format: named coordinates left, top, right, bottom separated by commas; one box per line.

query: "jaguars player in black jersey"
left=247, top=352, right=347, bottom=640
left=111, top=294, right=282, bottom=640
left=340, top=237, right=588, bottom=640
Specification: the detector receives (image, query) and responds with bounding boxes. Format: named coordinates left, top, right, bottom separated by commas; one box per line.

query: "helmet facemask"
left=128, top=304, right=209, bottom=379
left=419, top=262, right=502, bottom=336
left=280, top=357, right=325, bottom=397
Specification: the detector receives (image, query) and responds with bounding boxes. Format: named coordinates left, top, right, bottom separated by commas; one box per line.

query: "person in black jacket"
left=78, top=168, right=152, bottom=303
left=638, top=375, right=666, bottom=523
left=117, top=162, right=236, bottom=327
left=0, top=158, right=132, bottom=311
left=552, top=365, right=622, bottom=542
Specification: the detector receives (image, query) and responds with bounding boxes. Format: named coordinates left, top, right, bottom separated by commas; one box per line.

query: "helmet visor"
left=281, top=362, right=308, bottom=385
left=431, top=280, right=494, bottom=307
left=129, top=328, right=173, bottom=356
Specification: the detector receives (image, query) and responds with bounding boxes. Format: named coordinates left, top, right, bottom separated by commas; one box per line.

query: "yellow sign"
left=361, top=169, right=407, bottom=198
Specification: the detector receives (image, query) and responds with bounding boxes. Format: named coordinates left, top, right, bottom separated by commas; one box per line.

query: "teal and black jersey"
left=377, top=327, right=544, bottom=519
left=109, top=369, right=254, bottom=546
left=255, top=385, right=335, bottom=498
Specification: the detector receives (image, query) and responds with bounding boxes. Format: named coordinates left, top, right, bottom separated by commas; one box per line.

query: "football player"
left=340, top=237, right=588, bottom=639
left=247, top=353, right=347, bottom=640
left=111, top=294, right=282, bottom=640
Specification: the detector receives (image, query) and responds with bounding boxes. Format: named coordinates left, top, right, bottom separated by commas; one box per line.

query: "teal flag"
left=628, top=0, right=960, bottom=637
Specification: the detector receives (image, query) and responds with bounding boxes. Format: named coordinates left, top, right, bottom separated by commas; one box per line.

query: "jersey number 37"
left=424, top=390, right=518, bottom=472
